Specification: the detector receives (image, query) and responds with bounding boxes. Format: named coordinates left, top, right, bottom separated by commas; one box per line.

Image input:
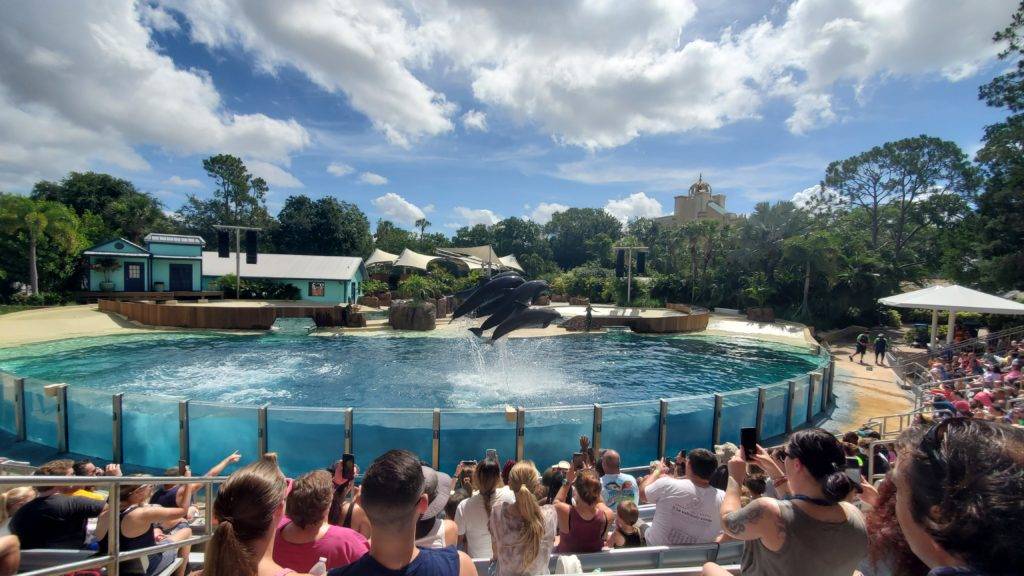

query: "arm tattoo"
left=724, top=501, right=764, bottom=536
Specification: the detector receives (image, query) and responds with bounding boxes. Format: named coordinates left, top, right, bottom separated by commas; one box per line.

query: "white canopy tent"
left=878, top=284, right=1024, bottom=347
left=393, top=248, right=442, bottom=271
left=447, top=245, right=502, bottom=269
left=499, top=255, right=524, bottom=273
left=365, top=248, right=399, bottom=268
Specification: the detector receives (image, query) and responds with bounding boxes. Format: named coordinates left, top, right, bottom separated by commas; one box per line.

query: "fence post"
left=806, top=374, right=817, bottom=424
left=515, top=407, right=525, bottom=461
left=755, top=388, right=767, bottom=442
left=828, top=357, right=836, bottom=407
left=344, top=408, right=353, bottom=454
left=432, top=409, right=441, bottom=470
left=657, top=399, right=668, bottom=460
left=47, top=384, right=68, bottom=453
left=13, top=376, right=25, bottom=441
left=786, top=380, right=796, bottom=433
left=258, top=405, right=269, bottom=456
left=712, top=394, right=723, bottom=447
left=112, top=393, right=123, bottom=464
left=178, top=400, right=190, bottom=466
left=592, top=404, right=603, bottom=454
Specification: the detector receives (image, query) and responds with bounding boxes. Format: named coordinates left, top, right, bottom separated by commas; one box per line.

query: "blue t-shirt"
left=600, top=473, right=639, bottom=508
left=328, top=546, right=459, bottom=576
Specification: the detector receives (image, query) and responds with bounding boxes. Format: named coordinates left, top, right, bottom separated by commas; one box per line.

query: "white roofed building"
left=201, top=251, right=367, bottom=303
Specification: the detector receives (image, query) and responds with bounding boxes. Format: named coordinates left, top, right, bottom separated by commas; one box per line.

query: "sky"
left=0, top=0, right=1016, bottom=231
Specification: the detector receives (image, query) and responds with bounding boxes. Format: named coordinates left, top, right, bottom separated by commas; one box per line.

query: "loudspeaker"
left=615, top=250, right=625, bottom=277
left=217, top=230, right=230, bottom=258
left=245, top=230, right=258, bottom=264
left=636, top=251, right=647, bottom=275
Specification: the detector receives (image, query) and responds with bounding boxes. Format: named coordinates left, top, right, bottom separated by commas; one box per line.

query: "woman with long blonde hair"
left=0, top=487, right=35, bottom=536
left=487, top=461, right=556, bottom=575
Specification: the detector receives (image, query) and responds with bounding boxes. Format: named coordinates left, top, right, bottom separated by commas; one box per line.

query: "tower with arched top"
left=656, top=174, right=735, bottom=226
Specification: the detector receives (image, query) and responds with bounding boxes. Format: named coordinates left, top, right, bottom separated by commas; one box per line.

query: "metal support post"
left=515, top=407, right=525, bottom=461
left=112, top=393, right=124, bottom=464
left=258, top=405, right=269, bottom=456
left=712, top=394, right=723, bottom=446
left=592, top=404, right=603, bottom=454
left=806, top=374, right=817, bottom=424
left=49, top=384, right=68, bottom=453
left=828, top=358, right=836, bottom=407
left=344, top=408, right=353, bottom=454
left=657, top=399, right=668, bottom=460
left=12, top=376, right=25, bottom=441
left=755, top=388, right=767, bottom=442
left=107, top=477, right=121, bottom=576
left=432, top=409, right=441, bottom=470
left=178, top=400, right=190, bottom=466
left=786, top=380, right=796, bottom=433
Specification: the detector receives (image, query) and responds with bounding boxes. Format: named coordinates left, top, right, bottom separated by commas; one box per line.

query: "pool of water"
left=0, top=330, right=824, bottom=408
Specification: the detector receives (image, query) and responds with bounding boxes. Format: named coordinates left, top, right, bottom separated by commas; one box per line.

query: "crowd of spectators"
left=0, top=416, right=1021, bottom=576
left=926, top=340, right=1024, bottom=425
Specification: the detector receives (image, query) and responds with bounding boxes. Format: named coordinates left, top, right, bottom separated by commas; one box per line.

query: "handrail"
left=895, top=324, right=1024, bottom=366
left=2, top=475, right=225, bottom=576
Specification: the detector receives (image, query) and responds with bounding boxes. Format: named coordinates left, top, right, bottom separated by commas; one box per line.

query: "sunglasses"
left=920, top=416, right=969, bottom=480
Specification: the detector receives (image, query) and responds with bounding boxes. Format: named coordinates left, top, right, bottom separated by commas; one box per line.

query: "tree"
left=545, top=208, right=622, bottom=269
left=739, top=201, right=810, bottom=285
left=452, top=223, right=494, bottom=248
left=177, top=155, right=274, bottom=244
left=273, top=195, right=372, bottom=257
left=782, top=231, right=839, bottom=319
left=0, top=195, right=79, bottom=294
left=415, top=218, right=431, bottom=237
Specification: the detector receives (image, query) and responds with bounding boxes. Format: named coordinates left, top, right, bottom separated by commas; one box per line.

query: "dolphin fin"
left=468, top=327, right=484, bottom=337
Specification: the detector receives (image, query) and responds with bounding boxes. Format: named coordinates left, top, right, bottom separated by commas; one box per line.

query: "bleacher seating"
left=469, top=542, right=739, bottom=575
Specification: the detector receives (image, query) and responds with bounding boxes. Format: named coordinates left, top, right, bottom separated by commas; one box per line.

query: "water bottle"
left=309, top=557, right=328, bottom=576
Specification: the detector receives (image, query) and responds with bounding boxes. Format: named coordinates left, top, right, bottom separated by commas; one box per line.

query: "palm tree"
left=415, top=218, right=431, bottom=237
left=782, top=231, right=839, bottom=320
left=0, top=195, right=78, bottom=294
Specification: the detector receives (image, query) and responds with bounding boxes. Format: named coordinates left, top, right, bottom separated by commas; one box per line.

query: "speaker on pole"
left=217, top=230, right=230, bottom=258
left=615, top=249, right=625, bottom=277
left=245, top=230, right=258, bottom=264
left=636, top=251, right=647, bottom=275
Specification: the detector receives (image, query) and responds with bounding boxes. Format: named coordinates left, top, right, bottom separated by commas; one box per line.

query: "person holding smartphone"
left=328, top=456, right=371, bottom=540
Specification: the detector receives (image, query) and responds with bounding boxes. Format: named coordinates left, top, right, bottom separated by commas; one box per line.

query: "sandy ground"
left=823, top=342, right=915, bottom=433
left=0, top=305, right=152, bottom=347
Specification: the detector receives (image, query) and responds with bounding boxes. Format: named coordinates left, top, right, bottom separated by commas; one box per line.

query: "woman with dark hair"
left=892, top=418, right=1024, bottom=575
left=701, top=428, right=868, bottom=576
left=860, top=479, right=929, bottom=576
left=554, top=466, right=613, bottom=554
left=327, top=460, right=371, bottom=540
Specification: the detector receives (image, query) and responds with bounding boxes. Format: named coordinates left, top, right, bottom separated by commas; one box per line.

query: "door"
left=123, top=262, right=145, bottom=292
left=169, top=264, right=193, bottom=292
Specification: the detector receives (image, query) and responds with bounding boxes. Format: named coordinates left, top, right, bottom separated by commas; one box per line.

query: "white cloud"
left=786, top=93, right=837, bottom=134
left=461, top=110, right=488, bottom=131
left=603, top=192, right=663, bottom=224
left=792, top=184, right=844, bottom=212
left=359, top=171, right=388, bottom=185
left=138, top=2, right=180, bottom=32
left=372, top=192, right=426, bottom=226
left=163, top=175, right=202, bottom=188
left=526, top=202, right=569, bottom=225
left=0, top=0, right=309, bottom=190
left=452, top=206, right=501, bottom=227
left=247, top=160, right=304, bottom=188
left=326, top=162, right=354, bottom=177
left=422, top=204, right=435, bottom=213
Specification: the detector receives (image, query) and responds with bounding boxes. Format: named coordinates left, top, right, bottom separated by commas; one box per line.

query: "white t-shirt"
left=455, top=486, right=515, bottom=558
left=644, top=477, right=724, bottom=545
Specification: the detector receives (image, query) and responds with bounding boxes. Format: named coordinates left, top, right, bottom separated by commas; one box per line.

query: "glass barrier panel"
left=790, top=378, right=809, bottom=430
left=523, top=405, right=592, bottom=468
left=189, top=402, right=259, bottom=474
left=23, top=377, right=57, bottom=447
left=665, top=395, right=715, bottom=452
left=0, top=373, right=15, bottom=435
left=816, top=371, right=827, bottom=414
left=600, top=402, right=660, bottom=468
left=68, top=387, right=113, bottom=460
left=267, top=407, right=348, bottom=478
left=762, top=384, right=789, bottom=441
left=439, top=409, right=516, bottom=475
left=123, top=394, right=180, bottom=470
left=718, top=390, right=759, bottom=446
left=353, top=409, right=433, bottom=470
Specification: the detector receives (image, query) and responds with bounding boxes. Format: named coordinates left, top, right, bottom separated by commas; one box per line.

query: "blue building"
left=201, top=251, right=366, bottom=303
left=83, top=233, right=205, bottom=292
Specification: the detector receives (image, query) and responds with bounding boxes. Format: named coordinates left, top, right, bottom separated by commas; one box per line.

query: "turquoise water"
left=0, top=331, right=824, bottom=408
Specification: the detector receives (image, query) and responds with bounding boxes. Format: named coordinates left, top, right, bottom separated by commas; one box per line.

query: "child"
left=605, top=500, right=644, bottom=549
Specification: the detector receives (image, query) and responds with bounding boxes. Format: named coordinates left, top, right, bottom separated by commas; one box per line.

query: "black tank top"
left=98, top=506, right=160, bottom=574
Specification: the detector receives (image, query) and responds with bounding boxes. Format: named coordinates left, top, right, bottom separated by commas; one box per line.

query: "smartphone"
left=485, top=449, right=498, bottom=462
left=342, top=453, right=355, bottom=480
left=740, top=427, right=758, bottom=459
left=844, top=456, right=862, bottom=484
left=178, top=459, right=188, bottom=477
left=571, top=452, right=584, bottom=469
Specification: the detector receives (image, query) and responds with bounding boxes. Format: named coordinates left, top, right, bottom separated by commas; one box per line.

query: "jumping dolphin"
left=509, top=280, right=549, bottom=306
left=475, top=288, right=514, bottom=317
left=468, top=280, right=550, bottom=336
left=469, top=301, right=526, bottom=336
left=451, top=275, right=525, bottom=319
left=490, top=307, right=561, bottom=341
left=452, top=271, right=520, bottom=300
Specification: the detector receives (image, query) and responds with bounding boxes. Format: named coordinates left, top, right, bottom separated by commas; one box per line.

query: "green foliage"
left=397, top=274, right=440, bottom=301
left=649, top=272, right=690, bottom=304
left=272, top=195, right=373, bottom=257
left=176, top=155, right=275, bottom=246
left=544, top=208, right=622, bottom=269
left=0, top=194, right=81, bottom=295
left=10, top=291, right=67, bottom=306
left=91, top=257, right=122, bottom=282
left=742, top=271, right=773, bottom=308
left=361, top=279, right=389, bottom=295
left=212, top=274, right=300, bottom=300
left=552, top=266, right=616, bottom=302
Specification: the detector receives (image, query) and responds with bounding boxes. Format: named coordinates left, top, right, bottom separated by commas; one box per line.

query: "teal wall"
left=88, top=257, right=148, bottom=291
left=202, top=276, right=361, bottom=303
left=151, top=259, right=201, bottom=291
left=87, top=239, right=147, bottom=256
left=148, top=242, right=201, bottom=257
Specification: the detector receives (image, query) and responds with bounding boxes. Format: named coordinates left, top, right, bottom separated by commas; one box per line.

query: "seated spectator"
left=639, top=448, right=724, bottom=545
left=488, top=461, right=556, bottom=576
left=742, top=471, right=767, bottom=505
left=455, top=459, right=513, bottom=559
left=0, top=487, right=35, bottom=537
left=328, top=449, right=476, bottom=575
left=0, top=535, right=17, bottom=576
left=893, top=418, right=1024, bottom=574
left=327, top=460, right=371, bottom=540
left=71, top=459, right=113, bottom=500
left=445, top=490, right=468, bottom=522
left=857, top=438, right=890, bottom=478
left=861, top=479, right=928, bottom=576
left=94, top=476, right=195, bottom=576
left=273, top=470, right=367, bottom=573
left=605, top=500, right=644, bottom=549
left=701, top=428, right=867, bottom=576
left=554, top=467, right=613, bottom=554
left=202, top=453, right=303, bottom=576
left=414, top=466, right=457, bottom=549
left=538, top=464, right=566, bottom=506
left=10, top=459, right=111, bottom=549
left=599, top=449, right=638, bottom=508
left=152, top=451, right=241, bottom=511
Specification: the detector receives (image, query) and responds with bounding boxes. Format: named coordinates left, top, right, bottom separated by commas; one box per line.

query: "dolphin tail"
left=468, top=327, right=484, bottom=337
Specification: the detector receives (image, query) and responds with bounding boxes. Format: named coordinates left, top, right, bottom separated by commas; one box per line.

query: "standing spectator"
left=455, top=459, right=513, bottom=559
left=874, top=333, right=889, bottom=366
left=0, top=487, right=35, bottom=537
left=850, top=332, right=870, bottom=364
left=328, top=449, right=477, bottom=576
left=414, top=466, right=457, bottom=549
left=274, top=470, right=368, bottom=573
left=488, top=461, right=557, bottom=576
left=10, top=459, right=112, bottom=549
left=701, top=428, right=868, bottom=576
left=639, top=448, right=724, bottom=545
left=893, top=418, right=1024, bottom=574
left=554, top=467, right=613, bottom=554
left=599, top=450, right=638, bottom=508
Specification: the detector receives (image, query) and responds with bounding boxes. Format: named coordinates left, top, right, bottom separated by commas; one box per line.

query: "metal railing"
left=2, top=473, right=225, bottom=576
left=894, top=324, right=1024, bottom=368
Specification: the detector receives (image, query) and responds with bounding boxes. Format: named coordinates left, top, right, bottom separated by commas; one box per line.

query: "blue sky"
left=0, top=1, right=1015, bottom=230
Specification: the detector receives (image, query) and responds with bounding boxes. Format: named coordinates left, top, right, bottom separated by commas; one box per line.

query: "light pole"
left=214, top=224, right=261, bottom=300
left=612, top=244, right=648, bottom=306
